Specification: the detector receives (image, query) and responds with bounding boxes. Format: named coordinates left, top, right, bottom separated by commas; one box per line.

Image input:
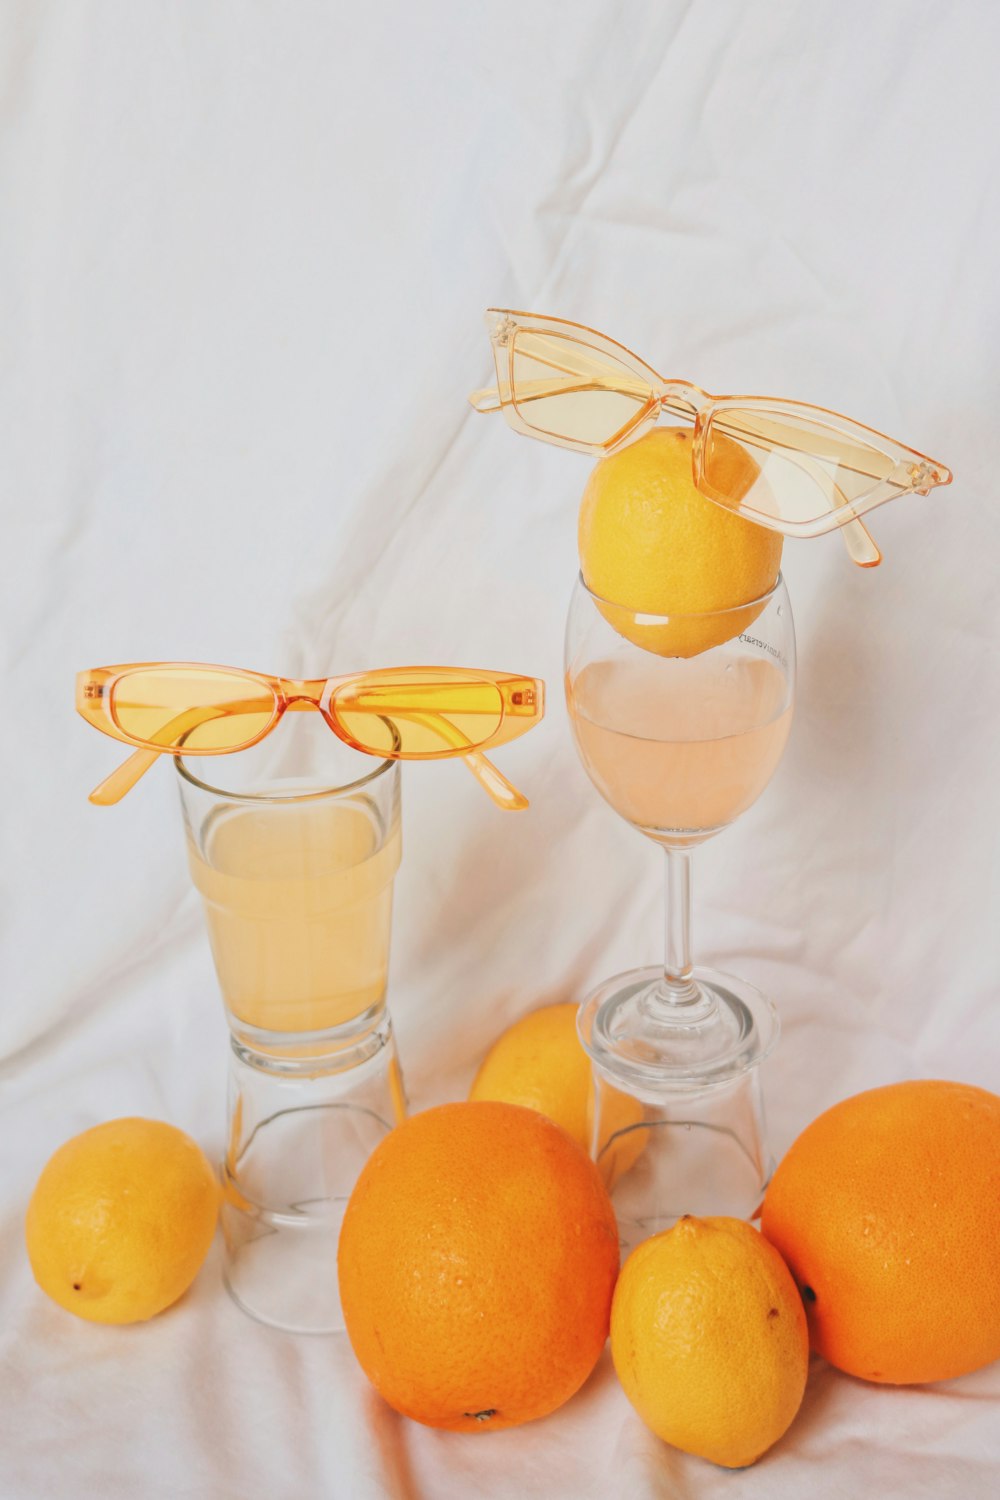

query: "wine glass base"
left=578, top=963, right=778, bottom=1094
left=578, top=966, right=779, bottom=1244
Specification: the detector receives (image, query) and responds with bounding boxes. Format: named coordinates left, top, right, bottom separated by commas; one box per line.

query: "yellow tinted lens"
left=511, top=330, right=652, bottom=445
left=703, top=407, right=896, bottom=526
left=334, top=676, right=504, bottom=758
left=111, top=669, right=277, bottom=751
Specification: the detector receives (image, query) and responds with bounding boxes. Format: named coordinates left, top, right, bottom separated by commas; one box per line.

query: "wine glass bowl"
left=566, top=574, right=794, bottom=849
left=565, top=572, right=796, bottom=1236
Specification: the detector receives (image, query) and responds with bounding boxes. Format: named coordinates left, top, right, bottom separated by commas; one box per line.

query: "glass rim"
left=174, top=743, right=398, bottom=804
left=576, top=570, right=784, bottom=622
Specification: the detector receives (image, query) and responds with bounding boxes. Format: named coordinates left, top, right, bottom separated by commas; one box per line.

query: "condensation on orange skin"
left=337, top=1101, right=621, bottom=1432
left=761, top=1080, right=1000, bottom=1385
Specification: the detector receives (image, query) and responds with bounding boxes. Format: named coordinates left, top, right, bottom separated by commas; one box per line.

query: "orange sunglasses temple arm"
left=842, top=516, right=881, bottom=567
left=751, top=431, right=882, bottom=567
left=469, top=385, right=503, bottom=412
left=462, top=749, right=529, bottom=811
left=380, top=704, right=531, bottom=811
left=86, top=695, right=275, bottom=805
left=89, top=710, right=533, bottom=811
left=88, top=746, right=162, bottom=805
left=90, top=743, right=530, bottom=812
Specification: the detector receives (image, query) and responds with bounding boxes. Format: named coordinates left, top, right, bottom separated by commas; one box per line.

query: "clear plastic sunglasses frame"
left=470, top=309, right=952, bottom=568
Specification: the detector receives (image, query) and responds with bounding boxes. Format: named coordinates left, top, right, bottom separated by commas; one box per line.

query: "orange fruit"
left=761, top=1080, right=1000, bottom=1384
left=25, top=1118, right=219, bottom=1324
left=338, top=1101, right=620, bottom=1430
left=468, top=1002, right=646, bottom=1184
left=578, top=427, right=782, bottom=657
left=611, top=1216, right=808, bottom=1468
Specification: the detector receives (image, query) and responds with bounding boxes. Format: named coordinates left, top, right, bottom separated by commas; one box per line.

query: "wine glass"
left=565, top=572, right=796, bottom=1238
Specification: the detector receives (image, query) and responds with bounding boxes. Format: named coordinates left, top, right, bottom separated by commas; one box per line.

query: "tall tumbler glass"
left=177, top=714, right=404, bottom=1333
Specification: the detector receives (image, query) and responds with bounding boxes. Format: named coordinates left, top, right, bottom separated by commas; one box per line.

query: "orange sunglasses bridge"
left=76, top=663, right=545, bottom=811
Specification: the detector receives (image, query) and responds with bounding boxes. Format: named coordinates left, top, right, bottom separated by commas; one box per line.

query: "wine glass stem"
left=662, top=846, right=702, bottom=1007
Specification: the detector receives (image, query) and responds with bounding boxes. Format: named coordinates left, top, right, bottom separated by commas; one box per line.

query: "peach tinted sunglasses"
left=469, top=309, right=952, bottom=568
left=76, top=663, right=545, bottom=811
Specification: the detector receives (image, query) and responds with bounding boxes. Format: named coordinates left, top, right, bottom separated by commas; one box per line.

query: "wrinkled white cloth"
left=1, top=1, right=998, bottom=1496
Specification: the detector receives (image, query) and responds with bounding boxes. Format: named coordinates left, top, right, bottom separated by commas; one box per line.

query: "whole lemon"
left=578, top=427, right=782, bottom=657
left=26, top=1118, right=219, bottom=1324
left=761, top=1080, right=1000, bottom=1384
left=338, top=1101, right=620, bottom=1431
left=611, top=1215, right=808, bottom=1468
left=469, top=1002, right=645, bottom=1185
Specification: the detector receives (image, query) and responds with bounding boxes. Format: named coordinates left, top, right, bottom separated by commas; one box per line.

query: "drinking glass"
left=565, top=573, right=795, bottom=1240
left=177, top=714, right=405, bottom=1333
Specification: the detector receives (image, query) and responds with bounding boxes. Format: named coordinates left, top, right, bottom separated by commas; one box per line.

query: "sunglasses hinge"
left=493, top=315, right=516, bottom=348
left=910, top=462, right=939, bottom=490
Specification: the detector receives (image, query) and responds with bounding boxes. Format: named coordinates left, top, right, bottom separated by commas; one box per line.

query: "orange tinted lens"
left=334, top=675, right=504, bottom=758
left=703, top=407, right=896, bottom=526
left=111, top=669, right=277, bottom=751
left=510, top=329, right=652, bottom=445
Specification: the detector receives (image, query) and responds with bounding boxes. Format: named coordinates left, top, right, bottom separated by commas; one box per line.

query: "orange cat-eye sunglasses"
left=470, top=309, right=952, bottom=568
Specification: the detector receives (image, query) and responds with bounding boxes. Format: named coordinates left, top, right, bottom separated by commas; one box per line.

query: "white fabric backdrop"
left=2, top=1, right=998, bottom=1495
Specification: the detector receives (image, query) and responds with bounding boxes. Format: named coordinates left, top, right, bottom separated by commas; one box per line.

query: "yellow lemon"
left=469, top=1002, right=645, bottom=1186
left=611, top=1215, right=809, bottom=1468
left=578, top=428, right=782, bottom=657
left=25, top=1118, right=219, bottom=1324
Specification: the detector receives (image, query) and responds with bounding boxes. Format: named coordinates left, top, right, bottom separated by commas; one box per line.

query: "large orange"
left=338, top=1101, right=620, bottom=1430
left=761, top=1080, right=1000, bottom=1384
